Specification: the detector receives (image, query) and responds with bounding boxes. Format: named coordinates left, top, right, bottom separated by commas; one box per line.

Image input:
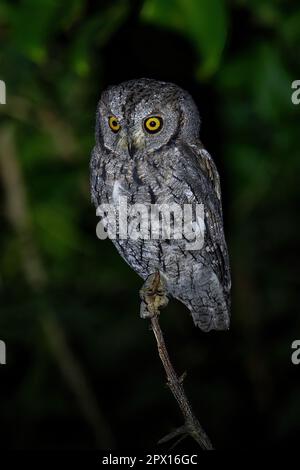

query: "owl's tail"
left=190, top=304, right=230, bottom=332
left=174, top=270, right=230, bottom=332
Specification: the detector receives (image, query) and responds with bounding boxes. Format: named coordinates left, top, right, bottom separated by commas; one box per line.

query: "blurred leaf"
left=140, top=0, right=228, bottom=77
left=33, top=204, right=81, bottom=259
left=10, top=0, right=61, bottom=64
left=70, top=1, right=129, bottom=77
left=280, top=11, right=300, bottom=49
left=254, top=45, right=292, bottom=121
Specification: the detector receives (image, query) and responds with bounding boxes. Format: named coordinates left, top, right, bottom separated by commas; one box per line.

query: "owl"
left=90, top=79, right=231, bottom=332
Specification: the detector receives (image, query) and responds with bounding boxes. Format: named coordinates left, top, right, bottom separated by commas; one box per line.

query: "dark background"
left=0, top=0, right=299, bottom=450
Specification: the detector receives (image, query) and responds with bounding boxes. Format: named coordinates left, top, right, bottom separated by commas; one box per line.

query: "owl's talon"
left=140, top=300, right=155, bottom=319
left=139, top=272, right=169, bottom=319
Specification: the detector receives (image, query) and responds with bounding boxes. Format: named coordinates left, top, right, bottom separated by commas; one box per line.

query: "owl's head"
left=96, top=79, right=200, bottom=158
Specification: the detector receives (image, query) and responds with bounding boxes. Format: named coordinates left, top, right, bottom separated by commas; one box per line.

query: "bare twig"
left=140, top=271, right=213, bottom=450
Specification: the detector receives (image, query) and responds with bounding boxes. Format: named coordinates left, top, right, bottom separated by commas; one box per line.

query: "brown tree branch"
left=140, top=271, right=213, bottom=450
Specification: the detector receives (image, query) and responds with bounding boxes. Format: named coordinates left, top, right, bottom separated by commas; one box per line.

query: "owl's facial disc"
left=107, top=116, right=136, bottom=155
left=129, top=105, right=179, bottom=155
left=97, top=78, right=201, bottom=158
left=98, top=79, right=196, bottom=157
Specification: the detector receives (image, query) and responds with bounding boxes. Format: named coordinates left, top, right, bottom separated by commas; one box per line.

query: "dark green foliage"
left=0, top=0, right=299, bottom=449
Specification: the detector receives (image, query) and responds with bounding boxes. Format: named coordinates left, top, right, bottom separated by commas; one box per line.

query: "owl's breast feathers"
left=91, top=141, right=231, bottom=332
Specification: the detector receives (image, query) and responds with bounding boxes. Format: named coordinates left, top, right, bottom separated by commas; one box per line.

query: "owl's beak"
left=127, top=136, right=137, bottom=157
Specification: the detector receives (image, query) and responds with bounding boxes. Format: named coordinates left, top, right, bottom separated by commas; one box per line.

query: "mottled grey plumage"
left=90, top=78, right=231, bottom=332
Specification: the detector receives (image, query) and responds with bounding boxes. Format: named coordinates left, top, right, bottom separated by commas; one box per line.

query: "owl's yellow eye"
left=144, top=116, right=163, bottom=134
left=108, top=116, right=121, bottom=133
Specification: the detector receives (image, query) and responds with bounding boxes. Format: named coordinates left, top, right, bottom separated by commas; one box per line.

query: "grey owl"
left=90, top=78, right=231, bottom=332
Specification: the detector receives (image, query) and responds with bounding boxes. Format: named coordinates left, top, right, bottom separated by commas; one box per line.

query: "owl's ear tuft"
left=178, top=92, right=201, bottom=142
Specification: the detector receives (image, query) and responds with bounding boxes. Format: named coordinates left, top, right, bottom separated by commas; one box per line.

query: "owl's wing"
left=177, top=142, right=231, bottom=305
